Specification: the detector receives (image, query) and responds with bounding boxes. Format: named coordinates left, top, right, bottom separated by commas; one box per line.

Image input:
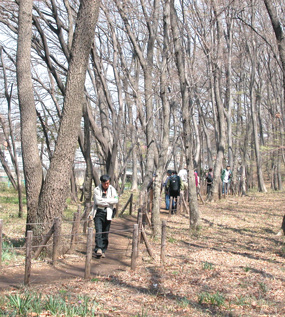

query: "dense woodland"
left=0, top=0, right=284, bottom=237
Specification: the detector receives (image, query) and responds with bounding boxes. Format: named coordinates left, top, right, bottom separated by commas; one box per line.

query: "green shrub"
left=198, top=291, right=225, bottom=307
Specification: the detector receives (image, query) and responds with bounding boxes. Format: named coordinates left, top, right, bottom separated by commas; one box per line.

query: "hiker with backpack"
left=205, top=167, right=214, bottom=197
left=166, top=170, right=181, bottom=214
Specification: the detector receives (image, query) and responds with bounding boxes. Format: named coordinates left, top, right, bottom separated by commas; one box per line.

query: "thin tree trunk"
left=170, top=0, right=199, bottom=230
left=250, top=90, right=267, bottom=192
left=16, top=0, right=43, bottom=231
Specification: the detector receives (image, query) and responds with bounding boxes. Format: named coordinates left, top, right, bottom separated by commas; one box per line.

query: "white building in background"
left=0, top=142, right=94, bottom=186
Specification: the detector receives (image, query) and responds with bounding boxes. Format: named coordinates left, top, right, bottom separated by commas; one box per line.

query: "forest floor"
left=0, top=188, right=285, bottom=316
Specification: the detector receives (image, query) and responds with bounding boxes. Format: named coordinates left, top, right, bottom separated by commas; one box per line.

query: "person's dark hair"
left=167, top=170, right=172, bottom=175
left=226, top=165, right=230, bottom=168
left=172, top=170, right=177, bottom=174
left=209, top=167, right=213, bottom=172
left=100, top=174, right=111, bottom=183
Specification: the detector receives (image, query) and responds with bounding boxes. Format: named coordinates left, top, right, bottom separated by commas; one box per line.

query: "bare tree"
left=170, top=0, right=200, bottom=230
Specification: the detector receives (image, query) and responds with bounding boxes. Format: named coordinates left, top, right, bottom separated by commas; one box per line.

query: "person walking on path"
left=221, top=165, right=233, bottom=195
left=163, top=170, right=172, bottom=210
left=89, top=174, right=118, bottom=258
left=166, top=170, right=181, bottom=214
left=205, top=167, right=214, bottom=198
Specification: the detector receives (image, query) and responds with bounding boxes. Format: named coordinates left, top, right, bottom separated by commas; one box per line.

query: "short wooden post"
left=169, top=197, right=173, bottom=215
left=33, top=224, right=55, bottom=259
left=52, top=217, right=61, bottom=265
left=129, top=193, right=133, bottom=215
left=24, top=230, right=33, bottom=286
left=69, top=211, right=80, bottom=252
left=144, top=208, right=152, bottom=227
left=137, top=210, right=143, bottom=245
left=219, top=182, right=222, bottom=200
left=84, top=227, right=93, bottom=279
left=141, top=226, right=154, bottom=259
left=177, top=196, right=181, bottom=215
left=161, top=220, right=166, bottom=265
left=131, top=224, right=139, bottom=271
left=0, top=219, right=3, bottom=268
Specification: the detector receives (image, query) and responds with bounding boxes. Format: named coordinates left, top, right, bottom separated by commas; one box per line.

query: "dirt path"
left=0, top=216, right=137, bottom=291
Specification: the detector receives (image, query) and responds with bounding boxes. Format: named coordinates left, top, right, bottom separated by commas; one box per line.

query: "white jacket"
left=89, top=184, right=119, bottom=220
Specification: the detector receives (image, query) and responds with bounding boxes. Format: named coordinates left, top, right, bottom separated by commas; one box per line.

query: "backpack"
left=206, top=172, right=213, bottom=183
left=169, top=175, right=180, bottom=191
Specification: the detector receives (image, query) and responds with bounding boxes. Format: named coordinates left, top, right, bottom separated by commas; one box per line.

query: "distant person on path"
left=221, top=165, right=233, bottom=195
left=89, top=174, right=118, bottom=258
left=166, top=170, right=181, bottom=214
left=194, top=170, right=199, bottom=190
left=205, top=167, right=214, bottom=197
left=163, top=170, right=172, bottom=210
left=178, top=165, right=188, bottom=201
left=178, top=166, right=188, bottom=186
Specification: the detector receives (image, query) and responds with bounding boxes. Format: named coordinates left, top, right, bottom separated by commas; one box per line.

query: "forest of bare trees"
left=0, top=0, right=284, bottom=237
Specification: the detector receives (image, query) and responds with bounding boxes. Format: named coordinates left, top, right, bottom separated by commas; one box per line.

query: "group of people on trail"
left=163, top=168, right=200, bottom=214
left=88, top=164, right=233, bottom=258
left=205, top=165, right=233, bottom=196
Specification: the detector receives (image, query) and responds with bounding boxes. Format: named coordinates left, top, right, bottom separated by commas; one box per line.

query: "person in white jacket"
left=89, top=174, right=118, bottom=258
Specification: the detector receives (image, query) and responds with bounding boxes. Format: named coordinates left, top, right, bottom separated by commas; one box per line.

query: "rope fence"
left=0, top=192, right=167, bottom=286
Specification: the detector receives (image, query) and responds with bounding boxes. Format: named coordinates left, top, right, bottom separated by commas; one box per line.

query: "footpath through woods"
left=0, top=216, right=137, bottom=291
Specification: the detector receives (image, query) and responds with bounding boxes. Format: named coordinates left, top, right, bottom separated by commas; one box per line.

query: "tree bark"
left=16, top=0, right=43, bottom=231
left=170, top=0, right=200, bottom=230
left=35, top=0, right=100, bottom=235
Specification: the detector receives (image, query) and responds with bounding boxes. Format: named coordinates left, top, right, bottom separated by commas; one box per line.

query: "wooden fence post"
left=131, top=224, right=139, bottom=271
left=33, top=223, right=55, bottom=260
left=161, top=220, right=166, bottom=265
left=119, top=194, right=132, bottom=216
left=137, top=208, right=142, bottom=244
left=169, top=197, right=173, bottom=215
left=84, top=227, right=93, bottom=279
left=52, top=217, right=61, bottom=265
left=24, top=230, right=33, bottom=286
left=0, top=219, right=2, bottom=268
left=69, top=211, right=80, bottom=252
left=141, top=227, right=154, bottom=259
left=177, top=196, right=181, bottom=215
left=129, top=193, right=133, bottom=215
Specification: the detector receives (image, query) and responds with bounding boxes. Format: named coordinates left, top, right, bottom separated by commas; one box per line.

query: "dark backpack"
left=169, top=175, right=180, bottom=191
left=206, top=172, right=213, bottom=183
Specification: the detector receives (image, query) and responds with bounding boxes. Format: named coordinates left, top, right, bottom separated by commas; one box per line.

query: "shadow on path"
left=0, top=216, right=137, bottom=292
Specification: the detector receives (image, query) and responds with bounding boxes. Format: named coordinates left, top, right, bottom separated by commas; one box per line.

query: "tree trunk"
left=151, top=0, right=172, bottom=237
left=16, top=0, right=43, bottom=231
left=35, top=0, right=100, bottom=235
left=251, top=91, right=267, bottom=192
left=170, top=0, right=200, bottom=230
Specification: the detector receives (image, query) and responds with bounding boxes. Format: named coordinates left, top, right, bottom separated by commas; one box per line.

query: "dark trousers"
left=94, top=209, right=111, bottom=253
left=207, top=183, right=212, bottom=195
